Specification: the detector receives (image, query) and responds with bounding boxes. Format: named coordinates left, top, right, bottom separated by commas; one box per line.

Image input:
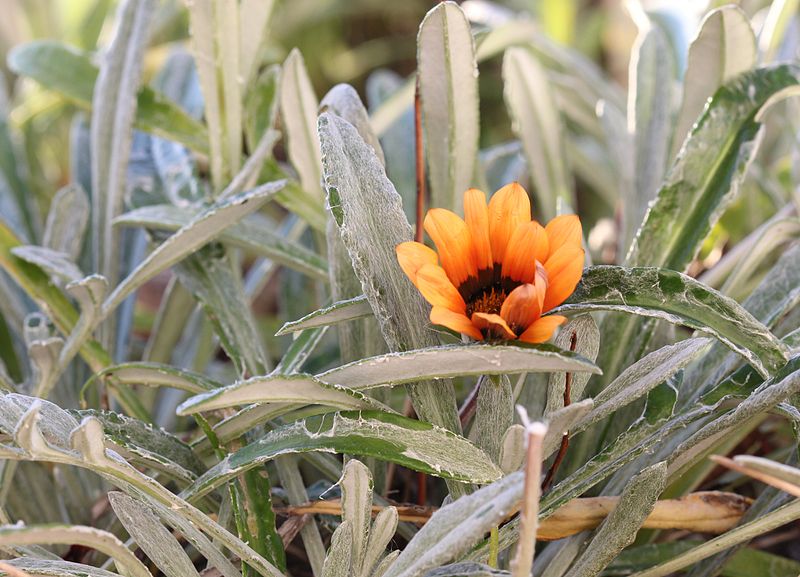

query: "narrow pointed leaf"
left=115, top=203, right=327, bottom=280
left=503, top=47, right=571, bottom=219
left=318, top=343, right=600, bottom=390
left=281, top=49, right=322, bottom=200
left=176, top=374, right=390, bottom=415
left=418, top=1, right=479, bottom=213
left=556, top=266, right=788, bottom=377
left=627, top=64, right=800, bottom=271
left=104, top=182, right=284, bottom=316
left=108, top=492, right=201, bottom=577
left=671, top=6, right=756, bottom=160
left=276, top=296, right=372, bottom=336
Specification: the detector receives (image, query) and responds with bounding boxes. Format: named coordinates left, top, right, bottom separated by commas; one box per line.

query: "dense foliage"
left=0, top=1, right=799, bottom=576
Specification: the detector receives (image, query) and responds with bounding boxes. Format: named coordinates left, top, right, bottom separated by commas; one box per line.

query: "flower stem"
left=414, top=74, right=425, bottom=243
left=511, top=414, right=548, bottom=577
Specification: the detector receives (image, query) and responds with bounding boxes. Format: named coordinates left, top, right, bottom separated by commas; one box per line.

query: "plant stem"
left=414, top=74, right=425, bottom=243
left=511, top=419, right=547, bottom=577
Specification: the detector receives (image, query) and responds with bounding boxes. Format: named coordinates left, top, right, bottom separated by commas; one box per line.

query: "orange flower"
left=396, top=183, right=584, bottom=343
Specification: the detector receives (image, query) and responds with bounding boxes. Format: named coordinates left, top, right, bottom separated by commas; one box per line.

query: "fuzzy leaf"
left=418, top=1, right=479, bottom=213
left=318, top=343, right=600, bottom=390
left=115, top=203, right=327, bottom=280
left=108, top=492, right=200, bottom=577
left=672, top=6, right=756, bottom=160
left=627, top=64, right=800, bottom=271
left=382, top=472, right=523, bottom=577
left=503, top=47, right=571, bottom=219
left=281, top=49, right=322, bottom=200
left=175, top=374, right=390, bottom=415
left=276, top=296, right=372, bottom=336
left=180, top=411, right=503, bottom=501
left=43, top=184, right=90, bottom=260
left=104, top=182, right=284, bottom=316
left=318, top=111, right=462, bottom=438
left=557, top=266, right=788, bottom=378
left=625, top=24, right=675, bottom=250
left=10, top=246, right=83, bottom=284
left=567, top=462, right=666, bottom=577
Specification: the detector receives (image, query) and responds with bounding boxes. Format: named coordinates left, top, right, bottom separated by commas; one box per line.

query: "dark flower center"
left=460, top=265, right=522, bottom=319
left=466, top=287, right=508, bottom=317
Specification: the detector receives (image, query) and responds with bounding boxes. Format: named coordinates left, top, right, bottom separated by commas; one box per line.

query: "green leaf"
left=758, top=0, right=800, bottom=63
left=3, top=402, right=278, bottom=577
left=115, top=203, right=328, bottom=280
left=425, top=563, right=509, bottom=577
left=545, top=314, right=600, bottom=415
left=276, top=295, right=372, bottom=336
left=0, top=558, right=125, bottom=577
left=627, top=64, right=800, bottom=271
left=175, top=374, right=391, bottom=415
left=186, top=0, right=224, bottom=189
left=573, top=338, right=712, bottom=436
left=556, top=266, right=788, bottom=377
left=104, top=182, right=285, bottom=317
left=0, top=111, right=37, bottom=242
left=215, top=0, right=243, bottom=176
left=74, top=409, right=204, bottom=482
left=323, top=521, right=353, bottom=577
left=10, top=246, right=83, bottom=284
left=108, top=492, right=201, bottom=577
left=90, top=0, right=155, bottom=301
left=629, top=498, right=800, bottom=577
left=322, top=83, right=388, bottom=362
left=381, top=472, right=523, bottom=577
left=280, top=48, right=323, bottom=200
left=689, top=243, right=800, bottom=399
left=625, top=24, right=675, bottom=251
left=502, top=46, right=571, bottom=219
left=239, top=0, right=275, bottom=85
left=339, top=459, right=374, bottom=577
left=0, top=525, right=152, bottom=577
left=318, top=111, right=462, bottom=442
left=175, top=245, right=270, bottom=376
left=42, top=184, right=90, bottom=260
left=321, top=83, right=385, bottom=166
left=318, top=343, right=600, bottom=390
left=671, top=6, right=756, bottom=160
left=8, top=40, right=208, bottom=154
left=180, top=411, right=503, bottom=501
left=567, top=462, right=666, bottom=577
left=91, top=362, right=223, bottom=394
left=417, top=1, right=479, bottom=213
left=0, top=223, right=149, bottom=419
left=606, top=542, right=800, bottom=577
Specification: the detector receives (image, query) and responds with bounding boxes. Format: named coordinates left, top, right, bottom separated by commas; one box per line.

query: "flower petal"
left=534, top=262, right=548, bottom=311
left=396, top=241, right=438, bottom=285
left=501, top=221, right=549, bottom=283
left=464, top=188, right=493, bottom=271
left=471, top=312, right=516, bottom=340
left=545, top=214, right=583, bottom=258
left=430, top=306, right=483, bottom=340
left=424, top=208, right=477, bottom=288
left=518, top=315, right=567, bottom=343
left=416, top=264, right=467, bottom=313
left=543, top=245, right=585, bottom=311
left=500, top=283, right=541, bottom=333
left=488, top=182, right=531, bottom=264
